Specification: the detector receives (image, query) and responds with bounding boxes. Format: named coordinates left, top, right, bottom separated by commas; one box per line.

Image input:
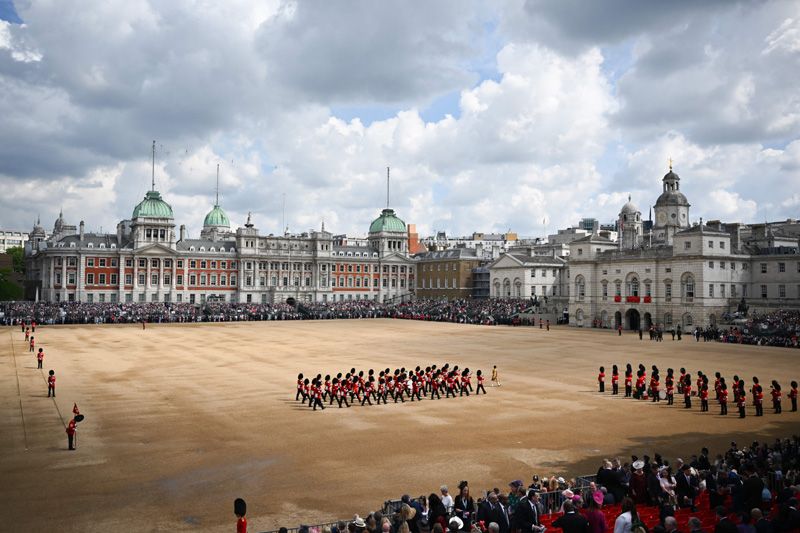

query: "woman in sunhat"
left=454, top=482, right=475, bottom=531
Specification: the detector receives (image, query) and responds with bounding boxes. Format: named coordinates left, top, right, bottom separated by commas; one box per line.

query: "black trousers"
left=701, top=399, right=708, bottom=411
left=625, top=384, right=632, bottom=397
left=37, top=360, right=43, bottom=369
left=296, top=389, right=304, bottom=401
left=739, top=405, right=746, bottom=418
left=430, top=388, right=441, bottom=400
left=755, top=403, right=763, bottom=416
left=313, top=398, right=325, bottom=410
left=476, top=384, right=486, bottom=395
left=612, top=382, right=618, bottom=395
left=684, top=395, right=691, bottom=408
left=599, top=382, right=605, bottom=393
left=791, top=398, right=797, bottom=411
left=774, top=400, right=781, bottom=414
left=720, top=402, right=727, bottom=415
left=48, top=385, right=55, bottom=397
left=667, top=393, right=674, bottom=405
left=68, top=434, right=75, bottom=450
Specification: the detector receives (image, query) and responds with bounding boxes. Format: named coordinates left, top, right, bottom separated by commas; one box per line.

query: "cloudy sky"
left=1, top=0, right=798, bottom=240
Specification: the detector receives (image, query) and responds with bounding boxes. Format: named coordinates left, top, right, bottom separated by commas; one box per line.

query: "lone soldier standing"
left=36, top=348, right=44, bottom=369
left=47, top=370, right=56, bottom=397
left=29, top=335, right=35, bottom=352
left=66, top=418, right=77, bottom=450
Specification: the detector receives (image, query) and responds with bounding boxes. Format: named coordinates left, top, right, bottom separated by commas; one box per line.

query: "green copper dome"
left=369, top=208, right=406, bottom=233
left=132, top=190, right=174, bottom=219
left=203, top=205, right=230, bottom=228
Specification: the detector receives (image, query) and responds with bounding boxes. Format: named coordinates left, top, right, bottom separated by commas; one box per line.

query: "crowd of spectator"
left=262, top=436, right=800, bottom=533
left=0, top=299, right=535, bottom=326
left=714, top=310, right=800, bottom=348
left=388, top=299, right=534, bottom=325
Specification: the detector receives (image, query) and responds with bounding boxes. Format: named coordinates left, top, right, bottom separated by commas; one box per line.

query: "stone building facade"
left=25, top=187, right=415, bottom=304
left=568, top=167, right=800, bottom=329
left=414, top=248, right=483, bottom=299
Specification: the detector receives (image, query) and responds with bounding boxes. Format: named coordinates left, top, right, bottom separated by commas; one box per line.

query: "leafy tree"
left=6, top=246, right=24, bottom=274
left=0, top=267, right=23, bottom=300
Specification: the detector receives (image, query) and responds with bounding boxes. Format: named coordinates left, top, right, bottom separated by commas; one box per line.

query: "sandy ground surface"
left=1, top=320, right=799, bottom=533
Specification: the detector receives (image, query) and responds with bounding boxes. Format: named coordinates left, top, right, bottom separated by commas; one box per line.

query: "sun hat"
left=632, top=460, right=645, bottom=470
left=353, top=516, right=366, bottom=528
left=449, top=517, right=464, bottom=530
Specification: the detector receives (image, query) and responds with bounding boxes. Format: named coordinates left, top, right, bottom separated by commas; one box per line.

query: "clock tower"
left=652, top=163, right=690, bottom=245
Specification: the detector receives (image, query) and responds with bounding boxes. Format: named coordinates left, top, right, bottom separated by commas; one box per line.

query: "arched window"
left=625, top=273, right=639, bottom=296
left=575, top=275, right=586, bottom=301
left=681, top=273, right=695, bottom=300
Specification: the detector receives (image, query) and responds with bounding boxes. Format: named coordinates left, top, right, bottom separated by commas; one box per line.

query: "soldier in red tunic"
left=754, top=384, right=764, bottom=417
left=624, top=364, right=633, bottom=397
left=66, top=418, right=77, bottom=450
left=682, top=374, right=692, bottom=409
left=737, top=380, right=747, bottom=419
left=699, top=383, right=709, bottom=412
left=296, top=373, right=306, bottom=401
left=234, top=498, right=247, bottom=533
left=430, top=372, right=441, bottom=400
left=475, top=370, right=486, bottom=395
left=790, top=380, right=798, bottom=412
left=36, top=348, right=44, bottom=369
left=611, top=365, right=619, bottom=395
left=650, top=372, right=660, bottom=402
left=598, top=366, right=605, bottom=393
left=29, top=335, right=35, bottom=352
left=770, top=381, right=782, bottom=414
left=311, top=379, right=325, bottom=411
left=47, top=370, right=56, bottom=397
left=719, top=381, right=728, bottom=415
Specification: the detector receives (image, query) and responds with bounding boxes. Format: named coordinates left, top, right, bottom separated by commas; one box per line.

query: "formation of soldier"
left=296, top=364, right=488, bottom=410
left=598, top=363, right=797, bottom=419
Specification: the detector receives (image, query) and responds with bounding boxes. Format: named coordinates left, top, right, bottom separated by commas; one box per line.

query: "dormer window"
left=99, top=243, right=105, bottom=248
left=190, top=246, right=196, bottom=251
left=87, top=243, right=94, bottom=248
left=199, top=246, right=206, bottom=252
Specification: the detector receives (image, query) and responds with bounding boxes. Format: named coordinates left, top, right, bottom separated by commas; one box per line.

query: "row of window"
left=420, top=278, right=459, bottom=289
left=531, top=269, right=558, bottom=278
left=331, top=277, right=404, bottom=289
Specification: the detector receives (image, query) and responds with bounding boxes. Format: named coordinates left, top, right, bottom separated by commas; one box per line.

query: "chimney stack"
left=180, top=224, right=186, bottom=241
left=79, top=220, right=85, bottom=242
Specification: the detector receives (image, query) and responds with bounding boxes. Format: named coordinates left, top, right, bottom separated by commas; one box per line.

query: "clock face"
left=657, top=212, right=667, bottom=225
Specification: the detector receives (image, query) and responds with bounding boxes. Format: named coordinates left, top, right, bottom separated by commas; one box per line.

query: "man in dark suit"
left=714, top=506, right=738, bottom=533
left=676, top=465, right=696, bottom=510
left=478, top=492, right=510, bottom=533
left=513, top=490, right=544, bottom=533
left=552, top=502, right=588, bottom=533
left=741, top=464, right=765, bottom=513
